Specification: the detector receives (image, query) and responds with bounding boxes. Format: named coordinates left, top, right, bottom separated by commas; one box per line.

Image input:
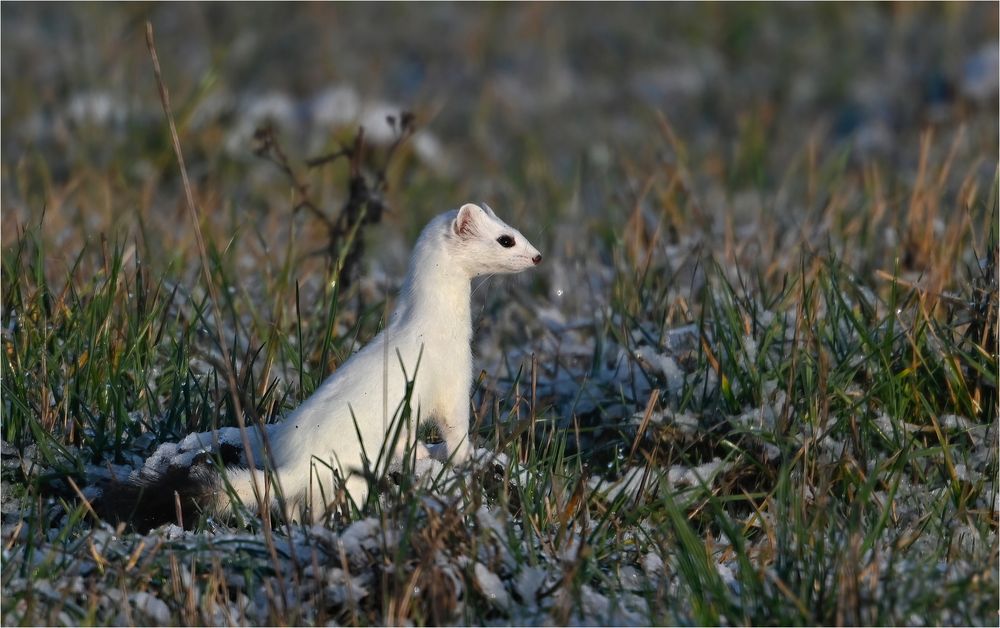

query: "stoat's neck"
left=392, top=233, right=472, bottom=345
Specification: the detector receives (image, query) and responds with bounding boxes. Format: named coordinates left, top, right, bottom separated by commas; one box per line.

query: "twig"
left=66, top=476, right=99, bottom=523
left=257, top=111, right=415, bottom=289
left=629, top=388, right=660, bottom=462
left=254, top=125, right=336, bottom=229
left=305, top=147, right=351, bottom=169
left=143, top=19, right=295, bottom=595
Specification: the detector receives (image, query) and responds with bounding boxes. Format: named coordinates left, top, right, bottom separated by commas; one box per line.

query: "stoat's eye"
left=497, top=235, right=515, bottom=248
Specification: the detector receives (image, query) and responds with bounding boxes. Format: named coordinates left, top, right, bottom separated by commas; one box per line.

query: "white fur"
left=224, top=203, right=541, bottom=521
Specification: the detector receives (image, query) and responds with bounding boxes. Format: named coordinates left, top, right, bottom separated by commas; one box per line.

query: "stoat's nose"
left=532, top=254, right=542, bottom=265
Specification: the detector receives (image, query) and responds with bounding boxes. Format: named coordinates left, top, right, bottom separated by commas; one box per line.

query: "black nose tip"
left=532, top=254, right=542, bottom=265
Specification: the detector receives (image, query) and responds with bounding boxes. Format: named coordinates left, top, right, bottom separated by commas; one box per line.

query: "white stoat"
left=105, top=203, right=541, bottom=527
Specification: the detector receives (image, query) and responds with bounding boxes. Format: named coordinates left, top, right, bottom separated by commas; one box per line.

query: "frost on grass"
left=4, top=258, right=997, bottom=626
left=0, top=442, right=684, bottom=625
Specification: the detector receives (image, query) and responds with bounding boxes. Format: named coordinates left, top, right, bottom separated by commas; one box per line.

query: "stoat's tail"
left=96, top=449, right=369, bottom=530
left=96, top=457, right=261, bottom=533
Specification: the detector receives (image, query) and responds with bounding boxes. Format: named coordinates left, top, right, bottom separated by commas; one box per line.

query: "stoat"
left=103, top=203, right=541, bottom=528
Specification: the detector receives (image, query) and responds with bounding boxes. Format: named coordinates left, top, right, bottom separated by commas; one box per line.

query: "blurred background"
left=2, top=3, right=997, bottom=313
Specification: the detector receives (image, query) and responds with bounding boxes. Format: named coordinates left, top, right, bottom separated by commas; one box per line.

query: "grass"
left=3, top=130, right=995, bottom=624
left=2, top=4, right=998, bottom=626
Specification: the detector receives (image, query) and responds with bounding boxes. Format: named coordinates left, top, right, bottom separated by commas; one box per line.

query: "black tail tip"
left=92, top=462, right=218, bottom=533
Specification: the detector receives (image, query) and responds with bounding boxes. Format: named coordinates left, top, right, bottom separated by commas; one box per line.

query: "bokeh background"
left=0, top=3, right=998, bottom=334
left=3, top=3, right=997, bottom=283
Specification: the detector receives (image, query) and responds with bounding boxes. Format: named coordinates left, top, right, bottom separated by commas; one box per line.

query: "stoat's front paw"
left=426, top=440, right=471, bottom=463
left=423, top=441, right=449, bottom=461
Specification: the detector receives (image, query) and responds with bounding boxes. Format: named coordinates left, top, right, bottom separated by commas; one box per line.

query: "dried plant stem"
left=143, top=19, right=294, bottom=596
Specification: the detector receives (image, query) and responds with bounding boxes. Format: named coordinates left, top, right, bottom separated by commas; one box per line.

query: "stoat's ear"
left=480, top=202, right=497, bottom=218
left=453, top=203, right=482, bottom=237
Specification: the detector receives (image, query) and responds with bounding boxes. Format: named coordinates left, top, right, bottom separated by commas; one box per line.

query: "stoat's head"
left=447, top=203, right=542, bottom=277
